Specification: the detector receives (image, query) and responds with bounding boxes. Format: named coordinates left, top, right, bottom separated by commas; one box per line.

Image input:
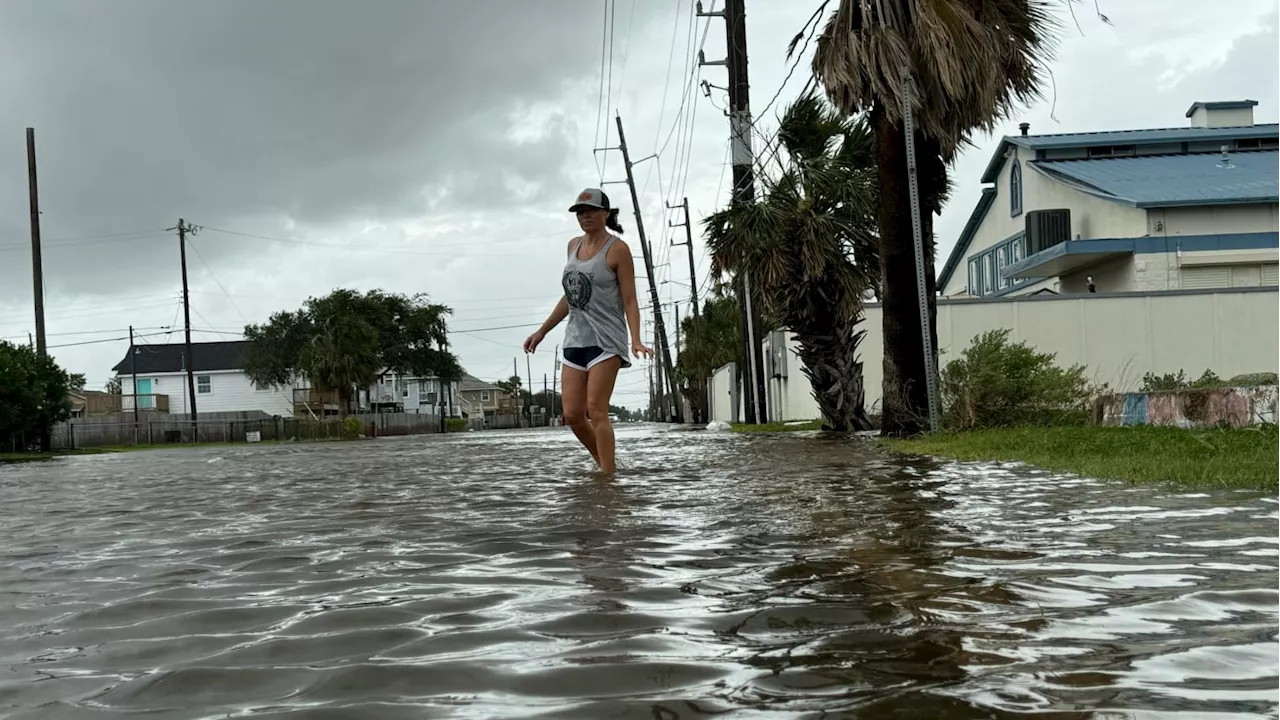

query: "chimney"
left=1019, top=122, right=1030, bottom=136
left=1186, top=100, right=1258, bottom=128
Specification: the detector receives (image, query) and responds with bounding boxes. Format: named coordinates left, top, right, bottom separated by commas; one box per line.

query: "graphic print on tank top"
left=562, top=269, right=593, bottom=310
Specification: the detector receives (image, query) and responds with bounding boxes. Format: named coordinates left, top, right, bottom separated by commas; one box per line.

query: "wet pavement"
left=1, top=424, right=1276, bottom=719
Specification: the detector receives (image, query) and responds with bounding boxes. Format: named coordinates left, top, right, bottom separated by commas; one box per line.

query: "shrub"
left=1140, top=369, right=1225, bottom=392
left=446, top=418, right=467, bottom=432
left=940, top=329, right=1091, bottom=430
left=342, top=416, right=363, bottom=437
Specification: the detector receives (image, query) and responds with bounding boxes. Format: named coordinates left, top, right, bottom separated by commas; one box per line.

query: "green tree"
left=0, top=341, right=73, bottom=451
left=242, top=289, right=461, bottom=413
left=104, top=377, right=122, bottom=395
left=702, top=93, right=880, bottom=431
left=675, top=287, right=741, bottom=422
left=810, top=0, right=1076, bottom=436
left=68, top=373, right=86, bottom=391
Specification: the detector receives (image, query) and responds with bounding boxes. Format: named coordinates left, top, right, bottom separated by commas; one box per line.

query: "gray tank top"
left=562, top=235, right=632, bottom=368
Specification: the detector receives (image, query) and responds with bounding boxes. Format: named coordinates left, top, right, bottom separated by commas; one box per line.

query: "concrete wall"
left=708, top=362, right=740, bottom=423
left=1096, top=385, right=1278, bottom=428
left=858, top=287, right=1279, bottom=414
left=762, top=331, right=822, bottom=423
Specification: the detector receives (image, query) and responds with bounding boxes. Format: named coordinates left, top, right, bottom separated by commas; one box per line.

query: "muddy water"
left=1, top=425, right=1275, bottom=718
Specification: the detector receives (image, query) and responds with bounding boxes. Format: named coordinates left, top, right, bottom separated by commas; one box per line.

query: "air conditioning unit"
left=1025, top=209, right=1071, bottom=255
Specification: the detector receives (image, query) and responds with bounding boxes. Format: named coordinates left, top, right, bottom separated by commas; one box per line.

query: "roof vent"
left=1018, top=122, right=1030, bottom=136
left=1186, top=100, right=1258, bottom=128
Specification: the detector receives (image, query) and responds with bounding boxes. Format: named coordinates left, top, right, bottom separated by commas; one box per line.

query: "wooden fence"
left=48, top=412, right=447, bottom=450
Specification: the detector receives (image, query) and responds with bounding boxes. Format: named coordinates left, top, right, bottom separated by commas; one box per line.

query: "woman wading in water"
left=524, top=188, right=651, bottom=473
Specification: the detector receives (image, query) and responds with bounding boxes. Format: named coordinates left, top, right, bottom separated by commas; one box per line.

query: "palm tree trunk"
left=788, top=282, right=873, bottom=433
left=873, top=103, right=943, bottom=437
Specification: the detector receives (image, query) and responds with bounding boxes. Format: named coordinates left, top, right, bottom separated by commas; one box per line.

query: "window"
left=997, top=246, right=1010, bottom=290
left=481, top=390, right=492, bottom=402
left=197, top=375, right=211, bottom=394
left=1011, top=236, right=1025, bottom=263
left=424, top=392, right=438, bottom=405
left=984, top=253, right=997, bottom=295
left=1009, top=160, right=1023, bottom=217
left=968, top=258, right=982, bottom=295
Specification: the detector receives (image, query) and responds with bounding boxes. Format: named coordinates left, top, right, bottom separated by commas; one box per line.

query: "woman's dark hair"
left=606, top=208, right=625, bottom=234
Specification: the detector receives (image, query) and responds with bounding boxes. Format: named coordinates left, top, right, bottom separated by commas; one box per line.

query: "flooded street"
left=2, top=425, right=1276, bottom=719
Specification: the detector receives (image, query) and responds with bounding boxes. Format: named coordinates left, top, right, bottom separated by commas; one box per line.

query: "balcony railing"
left=115, top=394, right=170, bottom=413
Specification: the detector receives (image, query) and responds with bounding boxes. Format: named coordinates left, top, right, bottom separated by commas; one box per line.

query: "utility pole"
left=171, top=219, right=199, bottom=439
left=130, top=326, right=139, bottom=445
left=667, top=197, right=701, bottom=318
left=611, top=114, right=683, bottom=422
left=26, top=128, right=50, bottom=452
left=552, top=344, right=560, bottom=425
left=698, top=0, right=767, bottom=424
left=526, top=353, right=533, bottom=426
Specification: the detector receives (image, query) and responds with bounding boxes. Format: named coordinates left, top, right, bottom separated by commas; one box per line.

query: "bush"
left=1140, top=369, right=1225, bottom=392
left=342, top=416, right=363, bottom=438
left=940, top=329, right=1091, bottom=430
left=446, top=418, right=467, bottom=432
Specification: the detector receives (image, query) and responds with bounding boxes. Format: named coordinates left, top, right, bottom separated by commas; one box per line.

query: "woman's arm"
left=538, top=296, right=569, bottom=336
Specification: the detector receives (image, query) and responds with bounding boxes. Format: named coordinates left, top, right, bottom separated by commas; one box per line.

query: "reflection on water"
left=1, top=425, right=1275, bottom=718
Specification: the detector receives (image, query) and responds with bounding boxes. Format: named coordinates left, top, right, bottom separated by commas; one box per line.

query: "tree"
left=68, top=373, right=86, bottom=392
left=809, top=0, right=1069, bottom=436
left=702, top=93, right=880, bottom=431
left=0, top=341, right=73, bottom=451
left=242, top=289, right=461, bottom=413
left=104, top=377, right=122, bottom=395
left=675, top=287, right=741, bottom=422
left=495, top=375, right=522, bottom=397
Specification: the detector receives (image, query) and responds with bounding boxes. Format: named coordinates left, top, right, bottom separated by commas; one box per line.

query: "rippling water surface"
left=2, top=425, right=1276, bottom=719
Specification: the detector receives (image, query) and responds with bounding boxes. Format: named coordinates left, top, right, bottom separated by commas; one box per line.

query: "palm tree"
left=702, top=93, right=880, bottom=431
left=809, top=0, right=1061, bottom=436
left=675, top=286, right=741, bottom=423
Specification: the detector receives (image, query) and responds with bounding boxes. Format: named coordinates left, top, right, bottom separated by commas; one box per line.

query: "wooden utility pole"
left=130, top=326, right=140, bottom=445
left=26, top=128, right=50, bottom=451
left=612, top=114, right=683, bottom=422
left=698, top=0, right=767, bottom=424
left=667, top=197, right=701, bottom=318
left=173, top=219, right=199, bottom=438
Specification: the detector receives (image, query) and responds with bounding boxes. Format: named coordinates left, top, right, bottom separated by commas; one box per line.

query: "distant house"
left=111, top=340, right=294, bottom=417
left=458, top=374, right=518, bottom=427
left=361, top=371, right=462, bottom=416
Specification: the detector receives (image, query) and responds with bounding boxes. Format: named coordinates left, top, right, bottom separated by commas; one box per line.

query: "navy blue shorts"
left=562, top=346, right=619, bottom=372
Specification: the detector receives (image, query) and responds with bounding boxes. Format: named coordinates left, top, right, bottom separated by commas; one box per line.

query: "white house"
left=112, top=340, right=462, bottom=418
left=937, top=99, right=1278, bottom=298
left=111, top=340, right=295, bottom=417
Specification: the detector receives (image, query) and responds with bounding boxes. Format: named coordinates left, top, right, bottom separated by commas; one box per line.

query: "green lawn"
left=880, top=424, right=1279, bottom=490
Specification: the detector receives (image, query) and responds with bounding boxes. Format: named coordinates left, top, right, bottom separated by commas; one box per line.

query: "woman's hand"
left=524, top=330, right=545, bottom=354
left=631, top=339, right=653, bottom=359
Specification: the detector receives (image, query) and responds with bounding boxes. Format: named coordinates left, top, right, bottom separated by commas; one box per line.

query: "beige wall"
left=856, top=287, right=1279, bottom=413
left=1150, top=204, right=1279, bottom=236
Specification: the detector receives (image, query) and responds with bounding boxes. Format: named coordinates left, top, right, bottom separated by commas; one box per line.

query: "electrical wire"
left=184, top=235, right=250, bottom=325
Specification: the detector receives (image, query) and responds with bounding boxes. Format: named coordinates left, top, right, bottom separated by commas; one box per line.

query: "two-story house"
left=458, top=374, right=518, bottom=428
left=938, top=99, right=1278, bottom=298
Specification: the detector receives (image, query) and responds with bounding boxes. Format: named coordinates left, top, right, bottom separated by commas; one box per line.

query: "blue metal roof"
left=979, top=123, right=1279, bottom=182
left=1031, top=150, right=1279, bottom=207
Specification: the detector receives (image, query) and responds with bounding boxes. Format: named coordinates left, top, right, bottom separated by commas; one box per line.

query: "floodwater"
left=1, top=425, right=1276, bottom=719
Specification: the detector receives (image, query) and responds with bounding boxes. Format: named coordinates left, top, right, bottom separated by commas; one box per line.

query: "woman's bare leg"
left=561, top=363, right=598, bottom=464
left=586, top=357, right=623, bottom=473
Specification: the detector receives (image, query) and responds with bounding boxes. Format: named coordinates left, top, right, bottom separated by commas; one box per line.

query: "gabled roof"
left=111, top=341, right=251, bottom=375
left=937, top=187, right=996, bottom=289
left=980, top=123, right=1279, bottom=183
left=458, top=373, right=499, bottom=392
left=1031, top=150, right=1279, bottom=208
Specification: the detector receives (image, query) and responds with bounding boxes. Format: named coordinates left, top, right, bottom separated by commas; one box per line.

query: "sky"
left=0, top=0, right=1276, bottom=410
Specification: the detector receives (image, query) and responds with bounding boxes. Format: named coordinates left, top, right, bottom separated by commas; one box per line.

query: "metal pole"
left=900, top=71, right=941, bottom=432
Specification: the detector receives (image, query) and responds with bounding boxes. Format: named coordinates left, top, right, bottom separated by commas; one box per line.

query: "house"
left=361, top=371, right=461, bottom=416
left=111, top=340, right=294, bottom=417
left=708, top=99, right=1279, bottom=423
left=458, top=374, right=518, bottom=427
left=938, top=99, right=1278, bottom=298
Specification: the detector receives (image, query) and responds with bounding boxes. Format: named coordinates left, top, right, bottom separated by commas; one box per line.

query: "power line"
left=184, top=236, right=250, bottom=325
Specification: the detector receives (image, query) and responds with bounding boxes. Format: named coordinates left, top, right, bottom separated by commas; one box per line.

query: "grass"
left=879, top=424, right=1279, bottom=490
left=731, top=419, right=825, bottom=433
